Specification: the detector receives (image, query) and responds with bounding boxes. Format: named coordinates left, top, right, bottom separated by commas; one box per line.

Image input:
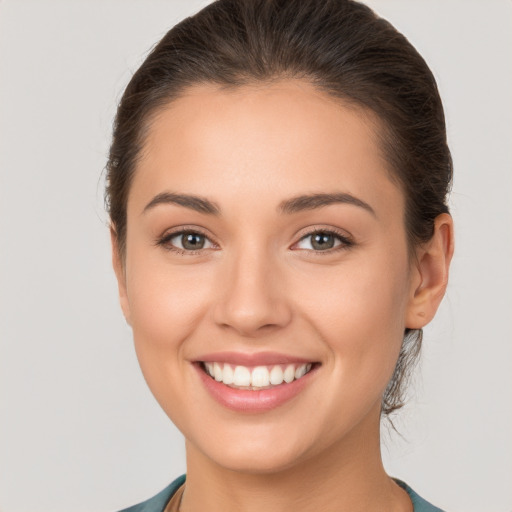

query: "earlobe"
left=110, top=228, right=132, bottom=326
left=406, top=213, right=454, bottom=329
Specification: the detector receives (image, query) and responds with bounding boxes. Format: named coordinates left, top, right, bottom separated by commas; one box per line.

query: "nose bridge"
left=213, top=240, right=291, bottom=336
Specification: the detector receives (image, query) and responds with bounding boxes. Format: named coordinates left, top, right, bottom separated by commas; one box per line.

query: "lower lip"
left=194, top=363, right=317, bottom=413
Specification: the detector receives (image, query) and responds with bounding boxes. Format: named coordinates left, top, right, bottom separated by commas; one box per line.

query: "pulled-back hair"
left=106, top=0, right=452, bottom=416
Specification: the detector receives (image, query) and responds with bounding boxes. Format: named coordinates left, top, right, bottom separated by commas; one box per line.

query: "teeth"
left=269, top=365, right=284, bottom=385
left=233, top=365, right=251, bottom=386
left=294, top=364, right=307, bottom=379
left=203, top=362, right=314, bottom=388
left=251, top=366, right=270, bottom=387
left=213, top=362, right=223, bottom=382
left=222, top=363, right=234, bottom=385
left=283, top=364, right=295, bottom=383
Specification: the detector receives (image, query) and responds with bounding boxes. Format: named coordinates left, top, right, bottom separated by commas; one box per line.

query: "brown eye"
left=180, top=232, right=206, bottom=250
left=310, top=232, right=336, bottom=250
left=295, top=230, right=352, bottom=252
left=162, top=230, right=215, bottom=253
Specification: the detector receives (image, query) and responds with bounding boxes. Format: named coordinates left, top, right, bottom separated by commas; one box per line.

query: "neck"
left=180, top=407, right=412, bottom=512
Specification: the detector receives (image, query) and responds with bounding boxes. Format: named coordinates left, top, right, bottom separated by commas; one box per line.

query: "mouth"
left=193, top=354, right=320, bottom=412
left=200, top=361, right=316, bottom=390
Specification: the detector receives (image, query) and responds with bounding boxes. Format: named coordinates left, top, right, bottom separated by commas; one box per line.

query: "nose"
left=212, top=245, right=292, bottom=337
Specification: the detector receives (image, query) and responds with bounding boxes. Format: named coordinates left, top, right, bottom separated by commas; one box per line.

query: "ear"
left=110, top=228, right=132, bottom=326
left=406, top=213, right=454, bottom=329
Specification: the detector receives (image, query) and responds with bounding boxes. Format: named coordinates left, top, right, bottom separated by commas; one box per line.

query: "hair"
left=105, top=0, right=452, bottom=416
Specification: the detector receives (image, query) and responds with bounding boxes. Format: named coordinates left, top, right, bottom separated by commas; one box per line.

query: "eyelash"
left=155, top=227, right=354, bottom=256
left=156, top=227, right=216, bottom=255
left=293, top=227, right=354, bottom=255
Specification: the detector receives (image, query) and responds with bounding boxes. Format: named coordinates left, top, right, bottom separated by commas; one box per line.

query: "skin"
left=112, top=80, right=453, bottom=512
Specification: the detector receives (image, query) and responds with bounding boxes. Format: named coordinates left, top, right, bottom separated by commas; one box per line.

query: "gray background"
left=1, top=1, right=511, bottom=511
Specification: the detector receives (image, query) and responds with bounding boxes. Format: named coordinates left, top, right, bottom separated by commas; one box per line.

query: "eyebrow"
left=143, top=192, right=221, bottom=216
left=278, top=193, right=376, bottom=217
left=142, top=191, right=375, bottom=217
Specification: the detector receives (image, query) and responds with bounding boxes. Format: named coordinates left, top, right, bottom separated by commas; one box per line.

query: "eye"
left=158, top=230, right=216, bottom=254
left=294, top=230, right=352, bottom=252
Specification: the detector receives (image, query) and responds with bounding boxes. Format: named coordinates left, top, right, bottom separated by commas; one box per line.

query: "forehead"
left=131, top=80, right=403, bottom=218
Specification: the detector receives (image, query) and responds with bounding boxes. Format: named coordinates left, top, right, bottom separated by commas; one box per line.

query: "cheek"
left=124, top=253, right=215, bottom=393
left=126, top=244, right=212, bottom=338
left=295, top=253, right=411, bottom=387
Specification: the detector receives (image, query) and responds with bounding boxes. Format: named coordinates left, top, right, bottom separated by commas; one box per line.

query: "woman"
left=106, top=0, right=453, bottom=510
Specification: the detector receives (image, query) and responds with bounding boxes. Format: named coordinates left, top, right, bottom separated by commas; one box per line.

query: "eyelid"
left=155, top=224, right=354, bottom=255
left=155, top=225, right=219, bottom=255
left=291, top=226, right=354, bottom=253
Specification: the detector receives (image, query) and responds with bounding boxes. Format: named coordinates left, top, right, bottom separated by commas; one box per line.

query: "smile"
left=202, top=362, right=314, bottom=389
left=194, top=354, right=320, bottom=412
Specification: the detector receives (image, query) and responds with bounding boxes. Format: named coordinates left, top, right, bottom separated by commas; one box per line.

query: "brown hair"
left=106, top=0, right=452, bottom=416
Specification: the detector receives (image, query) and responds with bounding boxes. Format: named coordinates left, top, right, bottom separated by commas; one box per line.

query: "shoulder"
left=394, top=479, right=446, bottom=512
left=117, top=475, right=186, bottom=512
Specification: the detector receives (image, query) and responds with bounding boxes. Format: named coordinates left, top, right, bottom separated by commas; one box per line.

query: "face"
left=116, top=80, right=422, bottom=474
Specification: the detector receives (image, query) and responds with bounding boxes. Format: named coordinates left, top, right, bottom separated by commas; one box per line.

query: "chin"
left=186, top=419, right=327, bottom=476
left=207, top=444, right=308, bottom=475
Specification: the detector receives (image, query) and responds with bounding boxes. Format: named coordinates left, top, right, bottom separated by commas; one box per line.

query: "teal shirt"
left=394, top=479, right=445, bottom=512
left=118, top=474, right=445, bottom=512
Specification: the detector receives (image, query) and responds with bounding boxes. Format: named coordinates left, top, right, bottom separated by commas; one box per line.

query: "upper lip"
left=194, top=351, right=317, bottom=366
